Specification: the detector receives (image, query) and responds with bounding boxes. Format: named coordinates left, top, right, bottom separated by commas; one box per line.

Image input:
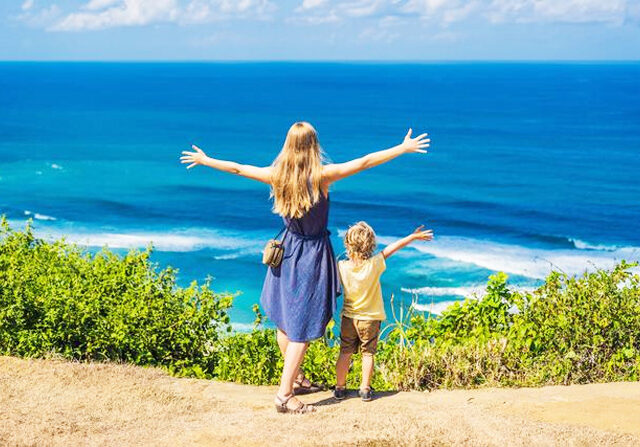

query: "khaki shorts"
left=340, top=316, right=381, bottom=356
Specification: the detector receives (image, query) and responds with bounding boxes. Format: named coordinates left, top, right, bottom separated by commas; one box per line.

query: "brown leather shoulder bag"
left=262, top=226, right=289, bottom=268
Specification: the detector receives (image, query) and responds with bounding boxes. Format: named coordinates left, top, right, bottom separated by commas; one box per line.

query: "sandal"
left=275, top=394, right=316, bottom=414
left=293, top=374, right=325, bottom=395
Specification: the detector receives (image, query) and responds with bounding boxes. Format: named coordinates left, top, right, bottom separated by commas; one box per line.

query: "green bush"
left=213, top=329, right=283, bottom=384
left=384, top=263, right=640, bottom=389
left=0, top=218, right=234, bottom=378
left=507, top=263, right=640, bottom=384
left=2, top=218, right=639, bottom=391
left=211, top=318, right=392, bottom=390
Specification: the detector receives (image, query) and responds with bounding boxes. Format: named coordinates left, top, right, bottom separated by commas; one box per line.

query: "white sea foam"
left=378, top=234, right=640, bottom=280
left=412, top=300, right=461, bottom=315
left=50, top=163, right=63, bottom=170
left=404, top=285, right=538, bottom=297
left=65, top=233, right=212, bottom=251
left=410, top=282, right=542, bottom=315
left=570, top=238, right=619, bottom=251
left=26, top=223, right=640, bottom=277
left=24, top=210, right=57, bottom=221
left=401, top=286, right=486, bottom=297
left=38, top=227, right=263, bottom=253
left=213, top=253, right=244, bottom=260
left=213, top=247, right=260, bottom=260
left=231, top=322, right=256, bottom=332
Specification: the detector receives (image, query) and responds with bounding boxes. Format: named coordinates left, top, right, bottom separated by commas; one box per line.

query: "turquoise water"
left=2, top=62, right=639, bottom=327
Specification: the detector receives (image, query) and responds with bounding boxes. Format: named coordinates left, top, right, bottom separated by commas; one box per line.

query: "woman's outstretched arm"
left=180, top=145, right=272, bottom=184
left=322, top=129, right=430, bottom=184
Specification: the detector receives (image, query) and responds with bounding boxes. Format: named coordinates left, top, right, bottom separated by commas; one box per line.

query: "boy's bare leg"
left=360, top=354, right=374, bottom=390
left=335, top=352, right=352, bottom=388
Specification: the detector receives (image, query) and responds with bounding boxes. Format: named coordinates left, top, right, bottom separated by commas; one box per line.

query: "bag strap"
left=275, top=224, right=290, bottom=241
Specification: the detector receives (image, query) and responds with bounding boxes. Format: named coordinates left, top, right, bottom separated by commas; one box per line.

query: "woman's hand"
left=410, top=225, right=434, bottom=241
left=180, top=145, right=209, bottom=169
left=401, top=129, right=430, bottom=153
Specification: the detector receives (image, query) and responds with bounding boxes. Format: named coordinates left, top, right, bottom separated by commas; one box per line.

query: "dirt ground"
left=1, top=356, right=639, bottom=447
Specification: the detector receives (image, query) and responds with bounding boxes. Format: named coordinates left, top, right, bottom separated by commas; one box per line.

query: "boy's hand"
left=383, top=224, right=433, bottom=259
left=410, top=225, right=433, bottom=241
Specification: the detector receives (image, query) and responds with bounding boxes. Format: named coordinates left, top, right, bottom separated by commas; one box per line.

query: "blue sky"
left=1, top=0, right=640, bottom=60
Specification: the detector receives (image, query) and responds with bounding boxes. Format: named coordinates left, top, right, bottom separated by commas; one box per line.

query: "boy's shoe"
left=333, top=387, right=347, bottom=400
left=358, top=387, right=373, bottom=402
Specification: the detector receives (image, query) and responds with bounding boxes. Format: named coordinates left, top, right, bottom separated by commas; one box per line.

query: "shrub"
left=383, top=263, right=640, bottom=390
left=213, top=329, right=283, bottom=384
left=0, top=218, right=234, bottom=378
left=3, top=218, right=639, bottom=391
left=506, top=262, right=640, bottom=384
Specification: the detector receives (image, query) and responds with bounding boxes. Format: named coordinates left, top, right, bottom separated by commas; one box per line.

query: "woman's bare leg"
left=277, top=328, right=307, bottom=386
left=277, top=340, right=310, bottom=402
left=276, top=328, right=289, bottom=356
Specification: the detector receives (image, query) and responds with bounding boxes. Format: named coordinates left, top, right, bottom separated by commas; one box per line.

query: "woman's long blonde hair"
left=271, top=122, right=325, bottom=218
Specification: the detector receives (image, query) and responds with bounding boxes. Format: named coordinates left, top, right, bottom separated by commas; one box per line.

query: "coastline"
left=7, top=218, right=640, bottom=328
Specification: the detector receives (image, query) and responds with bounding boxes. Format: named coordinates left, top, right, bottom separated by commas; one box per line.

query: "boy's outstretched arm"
left=382, top=225, right=433, bottom=259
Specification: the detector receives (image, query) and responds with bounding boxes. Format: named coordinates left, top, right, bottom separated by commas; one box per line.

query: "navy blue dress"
left=260, top=194, right=341, bottom=342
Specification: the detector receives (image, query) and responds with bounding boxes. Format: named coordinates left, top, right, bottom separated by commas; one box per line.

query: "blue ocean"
left=2, top=62, right=639, bottom=328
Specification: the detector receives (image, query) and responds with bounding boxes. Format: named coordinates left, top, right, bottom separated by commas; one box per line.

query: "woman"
left=181, top=122, right=429, bottom=414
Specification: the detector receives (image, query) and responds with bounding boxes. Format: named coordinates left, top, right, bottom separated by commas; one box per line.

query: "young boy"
left=334, top=221, right=433, bottom=401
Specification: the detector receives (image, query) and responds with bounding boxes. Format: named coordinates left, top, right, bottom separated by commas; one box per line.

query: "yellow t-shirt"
left=338, top=252, right=386, bottom=321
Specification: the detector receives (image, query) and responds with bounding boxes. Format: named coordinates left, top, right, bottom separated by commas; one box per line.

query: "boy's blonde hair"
left=271, top=122, right=325, bottom=219
left=344, top=221, right=377, bottom=262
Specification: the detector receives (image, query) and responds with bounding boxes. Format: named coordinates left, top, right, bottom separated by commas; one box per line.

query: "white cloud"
left=405, top=0, right=634, bottom=25
left=485, top=0, right=630, bottom=24
left=51, top=0, right=180, bottom=31
left=197, top=0, right=273, bottom=15
left=18, top=4, right=62, bottom=27
left=402, top=0, right=485, bottom=26
left=629, top=1, right=640, bottom=22
left=21, top=0, right=34, bottom=11
left=180, top=0, right=275, bottom=24
left=83, top=0, right=122, bottom=11
left=340, top=0, right=386, bottom=17
left=20, top=0, right=640, bottom=32
left=289, top=12, right=340, bottom=24
left=48, top=0, right=275, bottom=31
left=293, top=0, right=639, bottom=26
left=299, top=0, right=329, bottom=10
left=534, top=0, right=627, bottom=24
left=292, top=0, right=391, bottom=24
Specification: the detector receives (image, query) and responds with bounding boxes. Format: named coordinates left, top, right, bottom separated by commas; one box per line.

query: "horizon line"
left=1, top=59, right=639, bottom=64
